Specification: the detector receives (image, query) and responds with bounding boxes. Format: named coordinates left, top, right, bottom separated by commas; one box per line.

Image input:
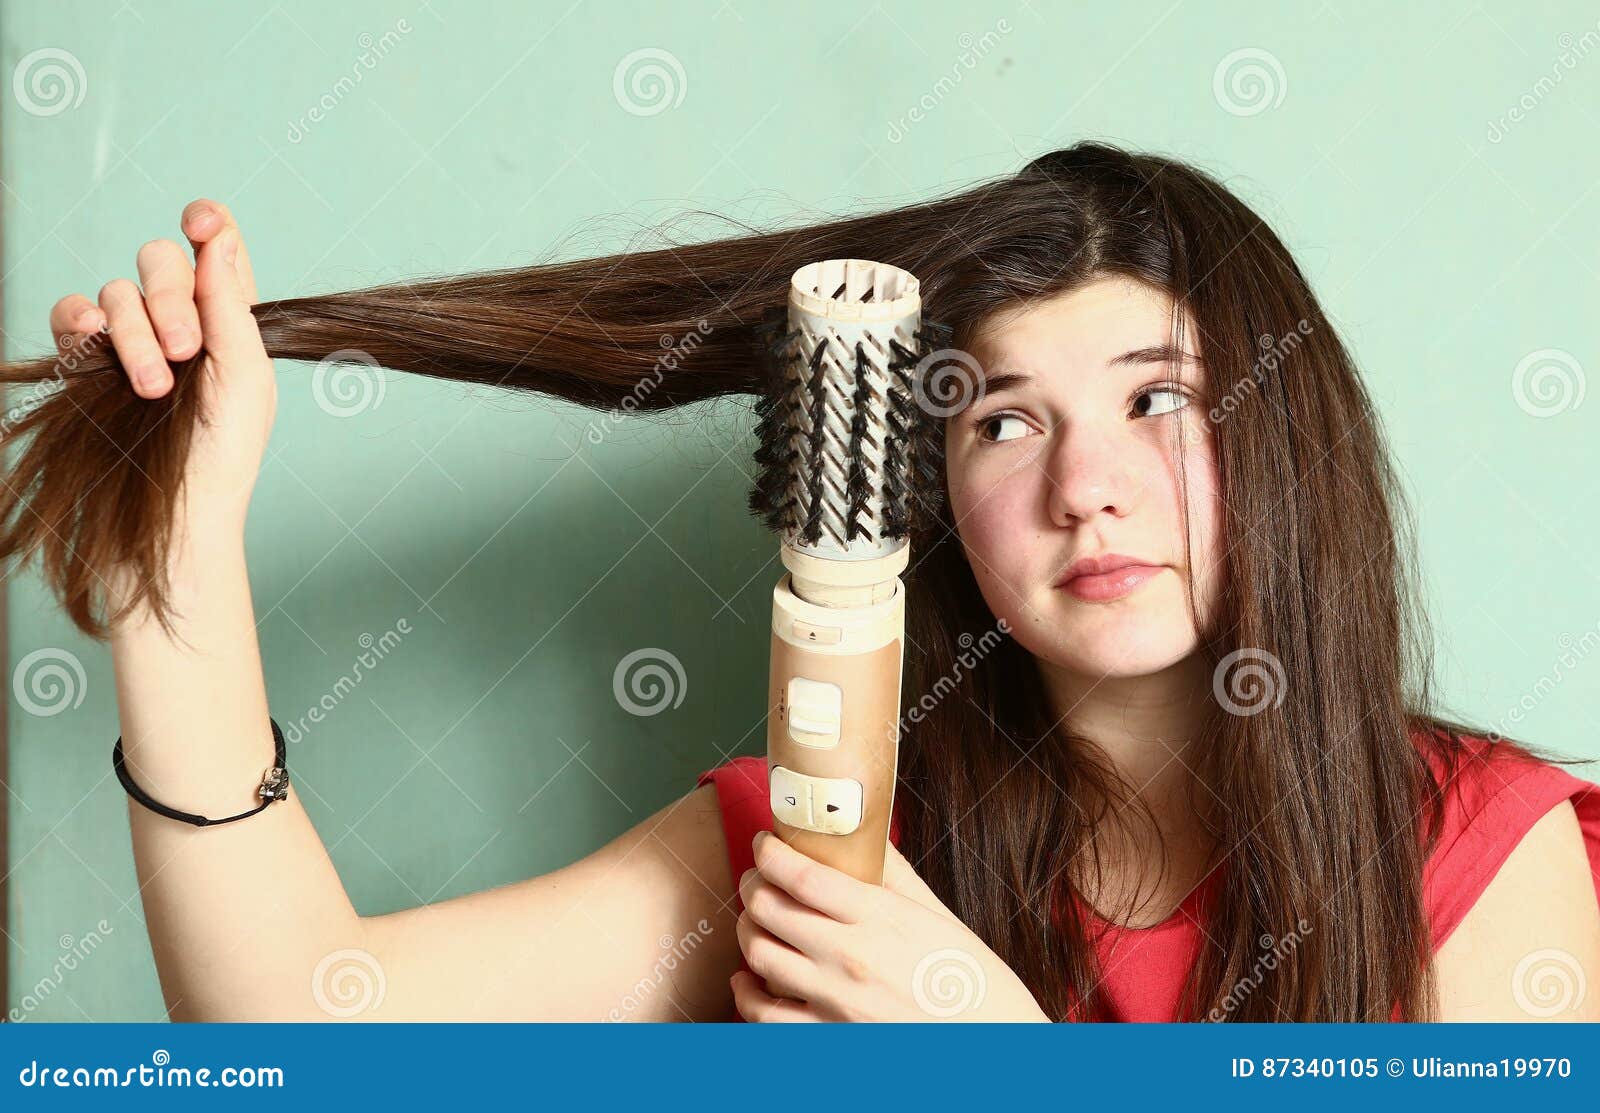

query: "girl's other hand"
left=732, top=831, right=1051, bottom=1022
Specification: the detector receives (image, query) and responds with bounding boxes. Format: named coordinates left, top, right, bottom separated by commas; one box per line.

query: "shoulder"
left=1417, top=728, right=1600, bottom=1019
left=1414, top=727, right=1600, bottom=948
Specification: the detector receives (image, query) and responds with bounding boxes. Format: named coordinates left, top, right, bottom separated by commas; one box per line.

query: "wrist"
left=106, top=511, right=246, bottom=621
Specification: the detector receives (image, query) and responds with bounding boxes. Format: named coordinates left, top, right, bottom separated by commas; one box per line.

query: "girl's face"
left=943, top=276, right=1224, bottom=680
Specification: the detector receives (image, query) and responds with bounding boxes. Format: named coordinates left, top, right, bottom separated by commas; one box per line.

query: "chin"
left=1013, top=594, right=1201, bottom=678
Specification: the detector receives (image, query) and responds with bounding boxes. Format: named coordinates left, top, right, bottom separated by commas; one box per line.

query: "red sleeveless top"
left=697, top=732, right=1600, bottom=1022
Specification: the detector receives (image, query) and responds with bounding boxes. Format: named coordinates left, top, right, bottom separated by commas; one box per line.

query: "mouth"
left=1054, top=554, right=1167, bottom=603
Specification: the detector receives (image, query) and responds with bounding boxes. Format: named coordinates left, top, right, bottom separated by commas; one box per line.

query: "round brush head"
left=748, top=259, right=949, bottom=562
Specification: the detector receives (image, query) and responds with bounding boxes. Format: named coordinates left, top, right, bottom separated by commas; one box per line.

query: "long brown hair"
left=1, top=141, right=1531, bottom=1019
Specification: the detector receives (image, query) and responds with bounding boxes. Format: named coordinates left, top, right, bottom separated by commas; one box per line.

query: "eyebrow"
left=978, top=344, right=1200, bottom=397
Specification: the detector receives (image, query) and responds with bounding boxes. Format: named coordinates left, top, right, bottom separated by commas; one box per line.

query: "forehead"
left=968, top=276, right=1188, bottom=369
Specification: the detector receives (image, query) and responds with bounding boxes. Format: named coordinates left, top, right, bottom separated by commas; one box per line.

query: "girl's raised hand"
left=48, top=199, right=277, bottom=534
left=732, top=831, right=1050, bottom=1022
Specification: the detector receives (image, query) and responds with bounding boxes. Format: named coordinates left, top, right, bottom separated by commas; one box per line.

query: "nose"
left=1042, top=417, right=1145, bottom=527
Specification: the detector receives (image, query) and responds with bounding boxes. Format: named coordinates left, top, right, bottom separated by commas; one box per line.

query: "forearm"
left=110, top=516, right=365, bottom=1021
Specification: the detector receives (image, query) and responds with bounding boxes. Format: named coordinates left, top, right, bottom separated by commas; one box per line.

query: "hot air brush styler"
left=748, top=259, right=948, bottom=885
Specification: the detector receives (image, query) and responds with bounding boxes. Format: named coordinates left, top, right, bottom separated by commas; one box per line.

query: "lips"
left=1055, top=553, right=1158, bottom=586
left=1054, top=553, right=1167, bottom=603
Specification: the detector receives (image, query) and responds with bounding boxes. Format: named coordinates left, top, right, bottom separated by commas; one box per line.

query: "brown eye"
left=978, top=413, right=1030, bottom=443
left=1133, top=387, right=1189, bottom=418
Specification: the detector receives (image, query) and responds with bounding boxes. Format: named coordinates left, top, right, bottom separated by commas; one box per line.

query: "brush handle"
left=765, top=571, right=905, bottom=886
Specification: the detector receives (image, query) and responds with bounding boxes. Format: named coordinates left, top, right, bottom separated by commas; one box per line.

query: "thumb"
left=193, top=227, right=265, bottom=367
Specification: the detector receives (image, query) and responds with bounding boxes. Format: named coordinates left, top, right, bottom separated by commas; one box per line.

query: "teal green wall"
left=4, top=1, right=1597, bottom=1019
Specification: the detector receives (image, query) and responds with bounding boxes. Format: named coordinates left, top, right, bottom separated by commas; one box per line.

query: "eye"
left=976, top=412, right=1034, bottom=444
left=1132, top=385, right=1191, bottom=418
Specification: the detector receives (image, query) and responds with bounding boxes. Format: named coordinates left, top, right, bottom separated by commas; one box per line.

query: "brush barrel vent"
left=759, top=259, right=924, bottom=563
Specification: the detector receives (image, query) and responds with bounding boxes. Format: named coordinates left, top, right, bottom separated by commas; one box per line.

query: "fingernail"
left=220, top=229, right=238, bottom=264
left=162, top=327, right=194, bottom=353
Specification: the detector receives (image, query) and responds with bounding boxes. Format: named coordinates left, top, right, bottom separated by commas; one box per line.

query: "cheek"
left=947, top=457, right=1046, bottom=605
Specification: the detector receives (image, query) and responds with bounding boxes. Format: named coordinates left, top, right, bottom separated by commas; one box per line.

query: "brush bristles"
left=747, top=304, right=950, bottom=550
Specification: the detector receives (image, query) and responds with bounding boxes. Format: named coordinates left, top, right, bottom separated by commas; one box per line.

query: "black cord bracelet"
left=112, top=718, right=290, bottom=827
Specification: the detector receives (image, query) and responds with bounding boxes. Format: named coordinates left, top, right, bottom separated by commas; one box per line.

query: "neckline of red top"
left=889, top=801, right=1222, bottom=935
left=1077, top=858, right=1224, bottom=935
